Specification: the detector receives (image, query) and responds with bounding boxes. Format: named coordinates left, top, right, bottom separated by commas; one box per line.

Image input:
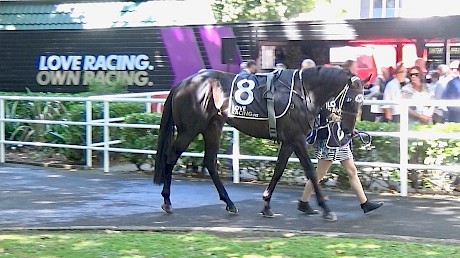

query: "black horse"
left=153, top=67, right=367, bottom=220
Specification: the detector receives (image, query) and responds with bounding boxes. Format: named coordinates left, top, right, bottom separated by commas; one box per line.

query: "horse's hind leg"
left=202, top=120, right=238, bottom=214
left=161, top=131, right=197, bottom=214
left=260, top=143, right=294, bottom=217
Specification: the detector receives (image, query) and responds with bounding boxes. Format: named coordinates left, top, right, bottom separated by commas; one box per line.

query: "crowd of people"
left=362, top=60, right=460, bottom=124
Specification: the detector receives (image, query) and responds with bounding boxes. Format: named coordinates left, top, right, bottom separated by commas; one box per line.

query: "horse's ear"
left=362, top=74, right=372, bottom=85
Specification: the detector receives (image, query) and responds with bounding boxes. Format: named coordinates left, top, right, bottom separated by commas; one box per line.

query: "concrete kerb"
left=1, top=226, right=459, bottom=245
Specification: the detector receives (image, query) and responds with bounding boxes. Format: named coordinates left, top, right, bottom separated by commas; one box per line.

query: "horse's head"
left=337, top=73, right=367, bottom=135
left=300, top=67, right=367, bottom=140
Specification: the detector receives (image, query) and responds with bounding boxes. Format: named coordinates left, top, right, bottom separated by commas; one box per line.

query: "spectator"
left=362, top=82, right=380, bottom=121
left=274, top=63, right=287, bottom=70
left=341, top=59, right=358, bottom=74
left=428, top=72, right=446, bottom=123
left=450, top=60, right=460, bottom=75
left=442, top=63, right=460, bottom=122
left=414, top=58, right=427, bottom=75
left=437, top=64, right=453, bottom=86
left=239, top=60, right=257, bottom=76
left=368, top=67, right=391, bottom=122
left=301, top=59, right=316, bottom=69
left=382, top=62, right=406, bottom=123
left=401, top=66, right=434, bottom=124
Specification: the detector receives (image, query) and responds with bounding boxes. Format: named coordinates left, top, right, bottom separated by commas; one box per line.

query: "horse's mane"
left=300, top=66, right=350, bottom=90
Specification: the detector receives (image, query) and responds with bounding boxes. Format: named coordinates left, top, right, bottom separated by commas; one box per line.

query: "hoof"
left=261, top=207, right=274, bottom=218
left=226, top=205, right=239, bottom=214
left=161, top=203, right=173, bottom=214
left=323, top=212, right=337, bottom=222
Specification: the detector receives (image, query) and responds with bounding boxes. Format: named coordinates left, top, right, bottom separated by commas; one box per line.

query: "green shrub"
left=59, top=102, right=145, bottom=163
left=120, top=112, right=162, bottom=169
left=87, top=78, right=127, bottom=95
left=353, top=121, right=400, bottom=163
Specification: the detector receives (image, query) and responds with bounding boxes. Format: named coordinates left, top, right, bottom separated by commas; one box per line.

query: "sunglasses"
left=409, top=73, right=420, bottom=77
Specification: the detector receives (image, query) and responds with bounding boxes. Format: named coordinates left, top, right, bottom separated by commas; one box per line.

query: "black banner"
left=0, top=28, right=173, bottom=93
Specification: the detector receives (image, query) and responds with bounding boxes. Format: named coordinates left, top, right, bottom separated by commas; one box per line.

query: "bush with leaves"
left=86, top=78, right=127, bottom=95
left=9, top=99, right=68, bottom=144
left=120, top=113, right=162, bottom=170
left=59, top=102, right=145, bottom=163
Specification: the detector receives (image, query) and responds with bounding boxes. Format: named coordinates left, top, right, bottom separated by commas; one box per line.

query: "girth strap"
left=264, top=72, right=277, bottom=140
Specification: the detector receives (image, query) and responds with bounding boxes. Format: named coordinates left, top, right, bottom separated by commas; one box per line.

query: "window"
left=386, top=0, right=395, bottom=8
left=386, top=0, right=395, bottom=17
left=261, top=46, right=276, bottom=69
left=373, top=0, right=382, bottom=8
left=373, top=0, right=382, bottom=18
left=360, top=0, right=370, bottom=18
left=361, top=0, right=402, bottom=18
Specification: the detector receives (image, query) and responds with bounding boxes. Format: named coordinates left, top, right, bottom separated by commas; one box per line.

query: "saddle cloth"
left=228, top=70, right=295, bottom=120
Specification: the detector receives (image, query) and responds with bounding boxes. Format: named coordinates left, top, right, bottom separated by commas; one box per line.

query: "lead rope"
left=349, top=130, right=372, bottom=152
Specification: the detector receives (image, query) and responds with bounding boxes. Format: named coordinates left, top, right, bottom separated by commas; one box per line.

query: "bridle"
left=301, top=73, right=368, bottom=146
left=327, top=75, right=361, bottom=120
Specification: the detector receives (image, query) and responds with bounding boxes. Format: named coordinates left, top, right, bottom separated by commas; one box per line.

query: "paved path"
left=1, top=164, right=459, bottom=242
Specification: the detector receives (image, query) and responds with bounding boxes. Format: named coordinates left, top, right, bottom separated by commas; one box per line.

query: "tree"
left=212, top=0, right=318, bottom=23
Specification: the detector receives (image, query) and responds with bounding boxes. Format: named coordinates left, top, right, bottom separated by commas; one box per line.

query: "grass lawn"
left=0, top=231, right=458, bottom=258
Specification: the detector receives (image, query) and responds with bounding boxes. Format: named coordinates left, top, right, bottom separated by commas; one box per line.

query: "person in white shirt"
left=401, top=66, right=434, bottom=124
left=437, top=64, right=453, bottom=86
left=382, top=62, right=407, bottom=122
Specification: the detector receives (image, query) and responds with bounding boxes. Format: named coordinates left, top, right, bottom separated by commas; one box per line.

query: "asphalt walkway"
left=1, top=163, right=459, bottom=242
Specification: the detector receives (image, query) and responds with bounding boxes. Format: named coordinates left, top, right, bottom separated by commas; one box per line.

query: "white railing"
left=0, top=93, right=459, bottom=197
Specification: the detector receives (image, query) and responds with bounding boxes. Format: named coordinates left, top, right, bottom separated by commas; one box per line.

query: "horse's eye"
left=346, top=97, right=353, bottom=103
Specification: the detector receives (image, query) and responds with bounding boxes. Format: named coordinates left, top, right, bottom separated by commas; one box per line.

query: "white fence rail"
left=0, top=93, right=459, bottom=197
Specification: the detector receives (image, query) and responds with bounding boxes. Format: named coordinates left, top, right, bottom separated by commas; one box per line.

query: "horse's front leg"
left=260, top=143, right=294, bottom=217
left=293, top=141, right=337, bottom=221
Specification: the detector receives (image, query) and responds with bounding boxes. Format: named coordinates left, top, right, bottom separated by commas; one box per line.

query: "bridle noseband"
left=325, top=75, right=360, bottom=122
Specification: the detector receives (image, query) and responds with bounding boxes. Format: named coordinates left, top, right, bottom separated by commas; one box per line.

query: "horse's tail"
left=153, top=87, right=176, bottom=185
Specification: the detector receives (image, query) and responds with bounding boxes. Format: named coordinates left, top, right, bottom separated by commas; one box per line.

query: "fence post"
left=0, top=99, right=5, bottom=163
left=399, top=102, right=409, bottom=196
left=232, top=129, right=240, bottom=183
left=146, top=95, right=152, bottom=113
left=85, top=100, right=93, bottom=168
left=103, top=100, right=110, bottom=173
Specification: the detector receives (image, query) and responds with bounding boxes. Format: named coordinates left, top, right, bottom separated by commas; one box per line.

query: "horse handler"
left=297, top=110, right=383, bottom=220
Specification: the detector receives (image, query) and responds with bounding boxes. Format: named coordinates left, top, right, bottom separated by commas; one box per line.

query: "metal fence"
left=0, top=93, right=459, bottom=197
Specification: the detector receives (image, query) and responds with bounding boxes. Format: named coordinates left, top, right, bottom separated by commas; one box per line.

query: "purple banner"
left=161, top=27, right=204, bottom=86
left=199, top=26, right=241, bottom=73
